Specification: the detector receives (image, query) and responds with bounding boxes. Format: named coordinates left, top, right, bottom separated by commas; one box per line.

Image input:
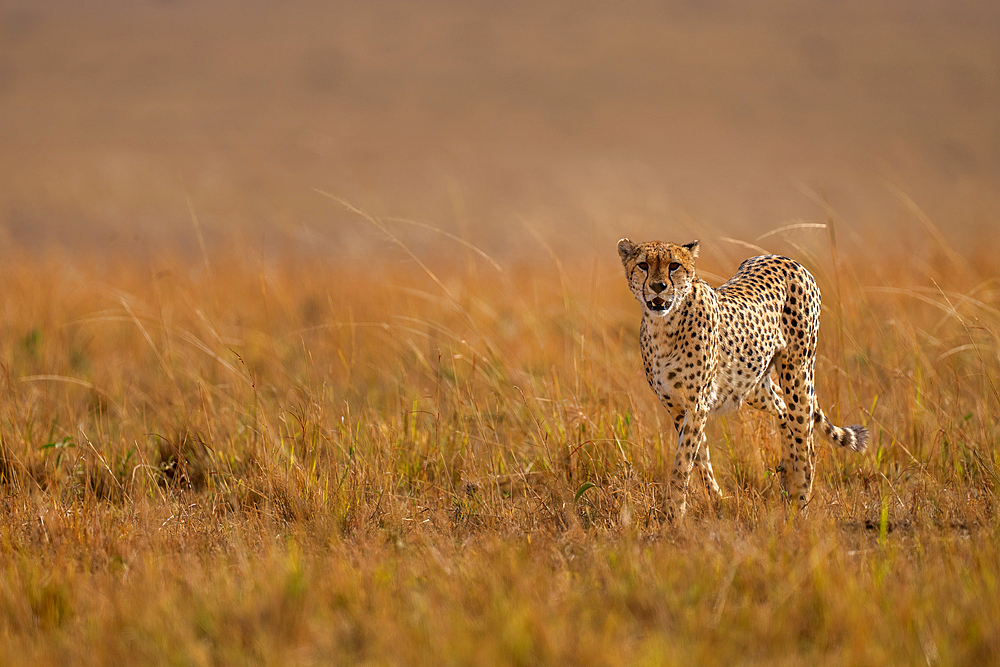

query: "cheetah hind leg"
left=745, top=374, right=801, bottom=497
left=745, top=373, right=787, bottom=417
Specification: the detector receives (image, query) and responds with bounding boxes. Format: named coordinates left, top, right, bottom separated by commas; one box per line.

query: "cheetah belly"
left=709, top=358, right=770, bottom=416
left=708, top=320, right=784, bottom=417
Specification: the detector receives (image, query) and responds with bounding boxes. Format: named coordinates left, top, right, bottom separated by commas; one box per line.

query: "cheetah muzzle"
left=618, top=237, right=869, bottom=521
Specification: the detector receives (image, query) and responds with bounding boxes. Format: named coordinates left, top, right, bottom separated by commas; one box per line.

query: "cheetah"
left=618, top=238, right=867, bottom=519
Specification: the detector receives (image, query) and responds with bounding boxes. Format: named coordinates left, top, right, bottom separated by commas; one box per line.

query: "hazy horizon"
left=1, top=0, right=998, bottom=261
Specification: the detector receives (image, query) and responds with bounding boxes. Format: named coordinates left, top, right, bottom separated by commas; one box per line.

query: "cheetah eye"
left=637, top=262, right=649, bottom=271
left=668, top=261, right=680, bottom=272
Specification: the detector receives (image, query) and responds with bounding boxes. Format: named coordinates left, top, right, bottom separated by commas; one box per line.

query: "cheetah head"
left=617, top=238, right=699, bottom=317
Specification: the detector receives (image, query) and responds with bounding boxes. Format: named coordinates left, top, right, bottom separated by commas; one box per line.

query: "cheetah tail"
left=814, top=407, right=869, bottom=453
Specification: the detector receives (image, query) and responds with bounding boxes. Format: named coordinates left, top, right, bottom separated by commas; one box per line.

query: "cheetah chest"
left=639, top=322, right=718, bottom=410
left=639, top=301, right=786, bottom=416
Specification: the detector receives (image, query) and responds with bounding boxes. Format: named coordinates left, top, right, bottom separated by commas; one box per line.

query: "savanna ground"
left=1, top=1, right=1000, bottom=665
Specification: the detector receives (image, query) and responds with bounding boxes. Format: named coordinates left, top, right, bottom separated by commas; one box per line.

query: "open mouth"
left=646, top=297, right=668, bottom=311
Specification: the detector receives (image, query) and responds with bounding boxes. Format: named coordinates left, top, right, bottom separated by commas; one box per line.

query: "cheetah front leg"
left=665, top=407, right=708, bottom=521
left=694, top=442, right=723, bottom=502
left=671, top=411, right=722, bottom=503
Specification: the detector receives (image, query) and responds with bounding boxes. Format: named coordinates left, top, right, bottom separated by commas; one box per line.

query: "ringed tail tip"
left=848, top=425, right=869, bottom=452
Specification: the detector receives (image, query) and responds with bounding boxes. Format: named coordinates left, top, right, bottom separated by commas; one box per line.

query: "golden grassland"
left=0, top=217, right=997, bottom=665
left=2, top=2, right=999, bottom=663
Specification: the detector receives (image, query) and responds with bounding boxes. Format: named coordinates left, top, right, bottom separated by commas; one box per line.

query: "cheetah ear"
left=617, top=238, right=636, bottom=265
left=682, top=240, right=700, bottom=259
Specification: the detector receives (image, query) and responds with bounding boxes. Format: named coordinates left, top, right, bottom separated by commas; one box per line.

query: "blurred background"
left=0, top=0, right=997, bottom=263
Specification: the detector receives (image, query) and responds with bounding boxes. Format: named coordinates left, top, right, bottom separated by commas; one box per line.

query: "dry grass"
left=1, top=2, right=998, bottom=663
left=0, top=216, right=997, bottom=665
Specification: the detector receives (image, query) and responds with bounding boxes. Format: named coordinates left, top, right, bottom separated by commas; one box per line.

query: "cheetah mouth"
left=646, top=297, right=668, bottom=311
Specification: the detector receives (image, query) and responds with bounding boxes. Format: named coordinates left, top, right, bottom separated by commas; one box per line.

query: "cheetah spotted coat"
left=618, top=238, right=867, bottom=519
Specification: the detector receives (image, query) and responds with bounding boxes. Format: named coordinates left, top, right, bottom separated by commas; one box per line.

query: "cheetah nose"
left=649, top=281, right=668, bottom=294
